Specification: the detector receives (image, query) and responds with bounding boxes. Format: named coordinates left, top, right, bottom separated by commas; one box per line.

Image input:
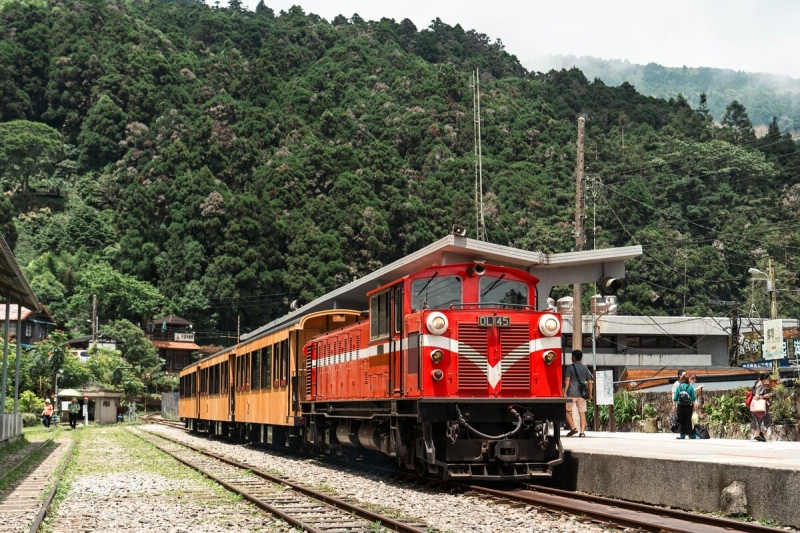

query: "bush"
left=19, top=390, right=45, bottom=414
left=613, top=391, right=640, bottom=423
left=706, top=389, right=750, bottom=425
left=22, top=413, right=40, bottom=427
left=769, top=386, right=797, bottom=421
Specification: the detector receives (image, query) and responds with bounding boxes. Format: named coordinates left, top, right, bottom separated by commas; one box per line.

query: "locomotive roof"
left=241, top=235, right=641, bottom=343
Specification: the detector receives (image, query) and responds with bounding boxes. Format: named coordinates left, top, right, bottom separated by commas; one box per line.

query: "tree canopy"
left=0, top=0, right=797, bottom=349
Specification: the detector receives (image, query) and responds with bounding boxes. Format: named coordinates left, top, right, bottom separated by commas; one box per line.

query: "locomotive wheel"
left=414, top=458, right=427, bottom=477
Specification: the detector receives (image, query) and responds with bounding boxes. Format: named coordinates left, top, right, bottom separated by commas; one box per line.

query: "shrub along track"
left=133, top=428, right=429, bottom=533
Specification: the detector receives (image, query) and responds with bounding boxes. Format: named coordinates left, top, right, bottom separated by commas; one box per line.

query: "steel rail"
left=515, top=484, right=785, bottom=533
left=149, top=419, right=787, bottom=532
left=267, top=447, right=786, bottom=533
left=29, top=441, right=76, bottom=533
left=134, top=429, right=427, bottom=533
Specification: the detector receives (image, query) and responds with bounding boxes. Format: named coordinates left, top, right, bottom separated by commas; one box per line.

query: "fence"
left=161, top=392, right=179, bottom=420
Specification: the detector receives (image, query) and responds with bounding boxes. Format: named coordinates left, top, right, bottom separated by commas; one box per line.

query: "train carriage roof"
left=241, top=235, right=641, bottom=342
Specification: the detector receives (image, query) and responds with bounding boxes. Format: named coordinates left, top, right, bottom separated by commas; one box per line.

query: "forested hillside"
left=1, top=0, right=798, bottom=346
left=539, top=55, right=800, bottom=133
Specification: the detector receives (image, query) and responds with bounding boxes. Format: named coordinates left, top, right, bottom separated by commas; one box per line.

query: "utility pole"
left=572, top=117, right=585, bottom=352
left=92, top=294, right=98, bottom=343
left=768, top=258, right=778, bottom=376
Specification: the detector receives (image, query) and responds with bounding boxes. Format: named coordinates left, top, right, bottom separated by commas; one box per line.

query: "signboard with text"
left=595, top=370, right=614, bottom=405
left=762, top=319, right=784, bottom=360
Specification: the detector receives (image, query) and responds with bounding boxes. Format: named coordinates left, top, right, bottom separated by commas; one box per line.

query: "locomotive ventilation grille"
left=457, top=323, right=530, bottom=390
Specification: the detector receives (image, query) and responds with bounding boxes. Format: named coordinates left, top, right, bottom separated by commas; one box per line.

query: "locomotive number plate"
left=478, top=316, right=510, bottom=327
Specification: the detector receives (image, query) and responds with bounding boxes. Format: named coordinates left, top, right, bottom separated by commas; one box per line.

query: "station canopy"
left=242, top=235, right=641, bottom=343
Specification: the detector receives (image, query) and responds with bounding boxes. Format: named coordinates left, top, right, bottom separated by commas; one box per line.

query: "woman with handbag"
left=750, top=372, right=773, bottom=442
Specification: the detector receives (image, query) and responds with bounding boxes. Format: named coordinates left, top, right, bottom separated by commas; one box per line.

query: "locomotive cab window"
left=411, top=275, right=461, bottom=311
left=370, top=290, right=391, bottom=341
left=479, top=276, right=528, bottom=308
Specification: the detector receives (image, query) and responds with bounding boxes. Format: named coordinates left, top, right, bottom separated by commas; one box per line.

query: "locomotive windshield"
left=479, top=276, right=528, bottom=308
left=411, top=275, right=461, bottom=310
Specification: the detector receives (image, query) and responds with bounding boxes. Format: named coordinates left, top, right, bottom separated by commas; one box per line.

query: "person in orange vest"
left=42, top=399, right=54, bottom=429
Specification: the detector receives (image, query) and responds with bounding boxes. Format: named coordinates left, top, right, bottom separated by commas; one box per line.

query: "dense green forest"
left=1, top=0, right=799, bottom=351
left=539, top=54, right=800, bottom=133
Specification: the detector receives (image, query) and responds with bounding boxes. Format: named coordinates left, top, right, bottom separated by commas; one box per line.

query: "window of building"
left=626, top=336, right=695, bottom=349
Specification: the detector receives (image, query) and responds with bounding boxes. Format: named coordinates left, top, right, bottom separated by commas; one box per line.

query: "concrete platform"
left=553, top=431, right=800, bottom=527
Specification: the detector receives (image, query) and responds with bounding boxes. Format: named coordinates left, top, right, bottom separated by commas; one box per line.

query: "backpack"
left=677, top=384, right=692, bottom=406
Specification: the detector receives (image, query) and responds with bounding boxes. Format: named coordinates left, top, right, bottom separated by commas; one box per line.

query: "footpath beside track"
left=133, top=428, right=430, bottom=533
left=0, top=439, right=73, bottom=533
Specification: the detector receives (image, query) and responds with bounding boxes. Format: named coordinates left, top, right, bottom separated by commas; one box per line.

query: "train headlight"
left=430, top=349, right=444, bottom=363
left=426, top=312, right=448, bottom=335
left=542, top=350, right=557, bottom=365
left=432, top=369, right=444, bottom=381
left=538, top=313, right=560, bottom=337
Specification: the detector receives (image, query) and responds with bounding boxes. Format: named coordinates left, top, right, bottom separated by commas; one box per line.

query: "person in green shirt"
left=68, top=397, right=81, bottom=429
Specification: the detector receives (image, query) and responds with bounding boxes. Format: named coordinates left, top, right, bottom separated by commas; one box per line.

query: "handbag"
left=694, top=424, right=710, bottom=439
left=669, top=408, right=680, bottom=432
left=573, top=364, right=590, bottom=399
left=750, top=398, right=767, bottom=413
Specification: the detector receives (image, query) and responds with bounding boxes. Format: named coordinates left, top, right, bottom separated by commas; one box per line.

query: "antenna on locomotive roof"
left=472, top=69, right=486, bottom=241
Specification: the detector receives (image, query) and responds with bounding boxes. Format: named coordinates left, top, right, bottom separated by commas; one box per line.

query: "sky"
left=238, top=0, right=800, bottom=79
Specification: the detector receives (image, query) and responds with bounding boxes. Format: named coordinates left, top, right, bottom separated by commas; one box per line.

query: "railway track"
left=132, top=428, right=429, bottom=533
left=0, top=440, right=75, bottom=533
left=146, top=421, right=788, bottom=532
left=338, top=460, right=788, bottom=533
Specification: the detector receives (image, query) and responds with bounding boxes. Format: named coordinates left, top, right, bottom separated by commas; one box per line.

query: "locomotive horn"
left=467, top=263, right=486, bottom=277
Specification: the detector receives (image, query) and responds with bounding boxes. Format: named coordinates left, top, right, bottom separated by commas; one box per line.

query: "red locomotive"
left=180, top=261, right=565, bottom=481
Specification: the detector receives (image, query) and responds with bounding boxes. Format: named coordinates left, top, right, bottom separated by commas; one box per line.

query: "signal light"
left=598, top=277, right=623, bottom=296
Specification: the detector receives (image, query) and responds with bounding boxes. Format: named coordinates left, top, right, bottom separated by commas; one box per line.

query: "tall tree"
left=719, top=100, right=755, bottom=144
left=0, top=120, right=64, bottom=193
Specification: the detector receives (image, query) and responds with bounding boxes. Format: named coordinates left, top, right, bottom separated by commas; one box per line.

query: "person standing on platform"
left=68, top=397, right=81, bottom=429
left=750, top=372, right=773, bottom=442
left=668, top=369, right=686, bottom=432
left=673, top=373, right=697, bottom=439
left=563, top=350, right=593, bottom=437
left=42, top=399, right=53, bottom=429
left=689, top=373, right=703, bottom=427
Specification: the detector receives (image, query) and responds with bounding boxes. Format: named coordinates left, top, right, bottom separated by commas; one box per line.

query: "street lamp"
left=749, top=259, right=778, bottom=375
left=54, top=369, right=64, bottom=418
left=591, top=299, right=617, bottom=431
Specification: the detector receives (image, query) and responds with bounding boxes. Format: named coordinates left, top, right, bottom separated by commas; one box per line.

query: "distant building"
left=146, top=314, right=201, bottom=372
left=0, top=304, right=56, bottom=347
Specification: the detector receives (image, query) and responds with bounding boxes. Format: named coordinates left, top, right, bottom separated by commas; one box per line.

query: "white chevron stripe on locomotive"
left=314, top=334, right=560, bottom=369
left=459, top=341, right=529, bottom=388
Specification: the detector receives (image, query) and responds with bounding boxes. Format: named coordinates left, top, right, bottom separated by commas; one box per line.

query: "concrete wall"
left=0, top=414, right=22, bottom=447
left=554, top=450, right=800, bottom=527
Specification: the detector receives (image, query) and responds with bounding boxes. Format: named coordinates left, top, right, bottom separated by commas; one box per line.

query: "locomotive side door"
left=390, top=283, right=405, bottom=395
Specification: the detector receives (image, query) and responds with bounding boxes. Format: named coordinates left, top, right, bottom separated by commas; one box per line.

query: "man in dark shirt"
left=563, top=350, right=593, bottom=437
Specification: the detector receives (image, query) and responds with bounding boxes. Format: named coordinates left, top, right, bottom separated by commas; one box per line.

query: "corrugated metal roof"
left=241, top=235, right=642, bottom=342
left=0, top=233, right=39, bottom=311
left=151, top=340, right=201, bottom=350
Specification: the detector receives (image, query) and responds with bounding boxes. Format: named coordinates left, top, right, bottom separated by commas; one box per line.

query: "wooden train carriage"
left=179, top=350, right=231, bottom=428
left=180, top=309, right=362, bottom=441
